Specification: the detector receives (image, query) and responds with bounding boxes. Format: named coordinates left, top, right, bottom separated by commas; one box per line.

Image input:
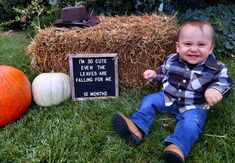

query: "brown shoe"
left=111, top=112, right=143, bottom=147
left=162, top=144, right=185, bottom=163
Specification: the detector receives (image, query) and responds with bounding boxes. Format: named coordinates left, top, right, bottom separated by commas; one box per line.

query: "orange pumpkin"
left=0, top=65, right=32, bottom=127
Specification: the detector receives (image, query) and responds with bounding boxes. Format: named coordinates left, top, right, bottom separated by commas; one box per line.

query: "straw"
left=28, top=15, right=178, bottom=88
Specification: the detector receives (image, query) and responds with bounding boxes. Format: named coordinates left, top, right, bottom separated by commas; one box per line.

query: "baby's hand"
left=143, top=70, right=156, bottom=80
left=204, top=88, right=223, bottom=106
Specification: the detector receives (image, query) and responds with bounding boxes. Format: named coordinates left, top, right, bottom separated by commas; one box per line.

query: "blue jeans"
left=130, top=91, right=208, bottom=157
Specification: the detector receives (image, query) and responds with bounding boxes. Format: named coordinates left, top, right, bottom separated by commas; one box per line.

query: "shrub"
left=0, top=0, right=30, bottom=29
left=81, top=0, right=196, bottom=16
left=0, top=0, right=60, bottom=31
left=204, top=0, right=235, bottom=5
left=0, top=0, right=30, bottom=21
left=81, top=0, right=134, bottom=16
left=13, top=0, right=58, bottom=33
left=178, top=4, right=235, bottom=57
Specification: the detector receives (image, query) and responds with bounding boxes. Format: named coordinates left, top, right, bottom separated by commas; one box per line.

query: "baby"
left=112, top=19, right=233, bottom=163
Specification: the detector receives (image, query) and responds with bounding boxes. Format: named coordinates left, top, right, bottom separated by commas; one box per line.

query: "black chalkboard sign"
left=69, top=53, right=119, bottom=100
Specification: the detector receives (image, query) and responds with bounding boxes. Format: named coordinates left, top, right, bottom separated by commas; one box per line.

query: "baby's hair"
left=177, top=19, right=215, bottom=45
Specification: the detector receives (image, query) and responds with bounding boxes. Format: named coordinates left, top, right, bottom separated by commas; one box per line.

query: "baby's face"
left=176, top=24, right=214, bottom=65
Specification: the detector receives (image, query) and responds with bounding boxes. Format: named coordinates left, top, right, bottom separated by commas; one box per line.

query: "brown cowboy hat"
left=53, top=5, right=100, bottom=27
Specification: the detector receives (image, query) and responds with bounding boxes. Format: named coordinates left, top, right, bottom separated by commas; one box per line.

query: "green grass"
left=0, top=33, right=234, bottom=162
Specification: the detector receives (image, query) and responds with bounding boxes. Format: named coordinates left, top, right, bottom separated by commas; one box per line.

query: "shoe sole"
left=111, top=113, right=141, bottom=147
left=162, top=150, right=185, bottom=163
left=112, top=113, right=132, bottom=139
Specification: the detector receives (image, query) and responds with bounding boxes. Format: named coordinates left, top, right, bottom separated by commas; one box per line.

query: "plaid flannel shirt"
left=154, top=53, right=233, bottom=113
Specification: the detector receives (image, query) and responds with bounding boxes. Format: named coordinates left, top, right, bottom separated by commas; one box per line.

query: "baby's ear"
left=209, top=43, right=215, bottom=54
left=176, top=42, right=179, bottom=53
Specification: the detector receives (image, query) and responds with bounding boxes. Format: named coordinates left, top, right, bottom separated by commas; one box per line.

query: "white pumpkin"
left=32, top=72, right=71, bottom=106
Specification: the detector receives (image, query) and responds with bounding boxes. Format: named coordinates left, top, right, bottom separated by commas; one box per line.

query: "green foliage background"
left=178, top=4, right=235, bottom=57
left=0, top=0, right=30, bottom=20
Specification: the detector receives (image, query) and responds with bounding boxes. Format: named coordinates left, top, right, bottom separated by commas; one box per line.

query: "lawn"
left=0, top=32, right=234, bottom=163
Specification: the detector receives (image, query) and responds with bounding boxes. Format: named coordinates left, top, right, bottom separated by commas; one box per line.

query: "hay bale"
left=28, top=15, right=178, bottom=88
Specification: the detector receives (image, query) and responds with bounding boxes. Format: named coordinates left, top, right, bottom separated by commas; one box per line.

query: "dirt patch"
left=0, top=30, right=24, bottom=36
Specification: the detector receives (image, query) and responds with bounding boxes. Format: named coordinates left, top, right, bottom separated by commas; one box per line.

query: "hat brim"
left=53, top=16, right=100, bottom=28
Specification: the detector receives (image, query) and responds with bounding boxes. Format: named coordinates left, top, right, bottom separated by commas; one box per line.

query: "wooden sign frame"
left=69, top=53, right=119, bottom=100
